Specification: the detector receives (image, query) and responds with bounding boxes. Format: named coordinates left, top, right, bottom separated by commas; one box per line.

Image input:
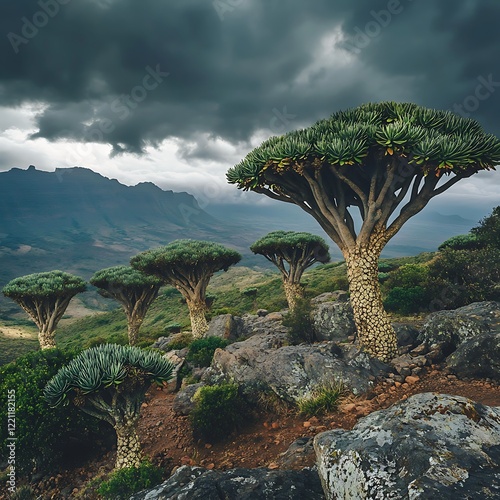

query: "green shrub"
left=282, top=298, right=316, bottom=344
left=191, top=383, right=249, bottom=441
left=98, top=461, right=164, bottom=499
left=384, top=286, right=429, bottom=314
left=297, top=381, right=345, bottom=417
left=0, top=349, right=105, bottom=476
left=166, top=332, right=193, bottom=351
left=164, top=322, right=182, bottom=334
left=186, top=337, right=229, bottom=367
left=378, top=262, right=394, bottom=272
left=438, top=233, right=481, bottom=251
left=426, top=246, right=500, bottom=309
left=84, top=336, right=108, bottom=349
left=205, top=293, right=216, bottom=309
left=332, top=275, right=349, bottom=291
left=242, top=287, right=258, bottom=297
left=384, top=264, right=429, bottom=290
left=378, top=272, right=390, bottom=282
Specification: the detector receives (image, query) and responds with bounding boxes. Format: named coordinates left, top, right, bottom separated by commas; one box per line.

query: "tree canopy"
left=227, top=102, right=500, bottom=250
left=131, top=239, right=241, bottom=278
left=44, top=344, right=174, bottom=408
left=90, top=266, right=161, bottom=291
left=3, top=271, right=86, bottom=300
left=251, top=230, right=330, bottom=268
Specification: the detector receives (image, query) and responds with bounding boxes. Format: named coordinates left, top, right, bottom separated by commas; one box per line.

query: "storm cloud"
left=1, top=0, right=499, bottom=160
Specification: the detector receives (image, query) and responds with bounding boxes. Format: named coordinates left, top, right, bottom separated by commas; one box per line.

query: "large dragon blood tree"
left=227, top=102, right=500, bottom=362
left=250, top=230, right=330, bottom=311
left=90, top=266, right=162, bottom=345
left=131, top=240, right=241, bottom=339
left=2, top=271, right=86, bottom=349
left=44, top=343, right=174, bottom=469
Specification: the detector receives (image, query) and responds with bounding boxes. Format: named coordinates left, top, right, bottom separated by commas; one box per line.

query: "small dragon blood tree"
left=44, top=344, right=174, bottom=469
left=2, top=270, right=86, bottom=349
left=250, top=230, right=330, bottom=310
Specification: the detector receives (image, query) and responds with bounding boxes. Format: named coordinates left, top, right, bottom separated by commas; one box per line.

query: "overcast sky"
left=1, top=0, right=499, bottom=216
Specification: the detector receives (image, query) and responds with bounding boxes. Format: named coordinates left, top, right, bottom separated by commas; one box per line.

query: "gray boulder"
left=206, top=332, right=389, bottom=400
left=311, top=291, right=349, bottom=305
left=314, top=392, right=500, bottom=499
left=276, top=437, right=315, bottom=469
left=447, top=331, right=500, bottom=380
left=418, top=301, right=500, bottom=356
left=172, top=383, right=204, bottom=416
left=312, top=300, right=356, bottom=342
left=130, top=465, right=325, bottom=499
left=393, top=323, right=420, bottom=348
left=206, top=314, right=244, bottom=340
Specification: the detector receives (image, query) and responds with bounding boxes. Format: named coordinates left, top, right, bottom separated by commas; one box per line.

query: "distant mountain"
left=0, top=166, right=244, bottom=315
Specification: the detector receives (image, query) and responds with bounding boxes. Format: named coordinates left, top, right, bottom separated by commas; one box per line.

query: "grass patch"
left=0, top=322, right=39, bottom=365
left=297, top=381, right=346, bottom=417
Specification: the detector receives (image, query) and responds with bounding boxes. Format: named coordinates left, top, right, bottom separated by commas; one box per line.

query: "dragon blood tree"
left=131, top=240, right=241, bottom=339
left=227, top=102, right=500, bottom=361
left=44, top=344, right=174, bottom=469
left=2, top=271, right=86, bottom=349
left=250, top=231, right=330, bottom=310
left=90, top=266, right=162, bottom=345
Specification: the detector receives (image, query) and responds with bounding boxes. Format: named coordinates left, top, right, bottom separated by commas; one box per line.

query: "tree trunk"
left=344, top=246, right=398, bottom=362
left=187, top=300, right=209, bottom=339
left=127, top=318, right=142, bottom=346
left=114, top=420, right=142, bottom=469
left=283, top=281, right=304, bottom=312
left=39, top=328, right=56, bottom=349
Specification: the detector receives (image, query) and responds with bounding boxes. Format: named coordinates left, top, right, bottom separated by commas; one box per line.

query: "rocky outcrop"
left=130, top=465, right=325, bottom=499
left=447, top=331, right=500, bottom=381
left=314, top=392, right=500, bottom=499
left=205, top=312, right=288, bottom=341
left=312, top=297, right=355, bottom=342
left=418, top=301, right=500, bottom=357
left=205, top=314, right=244, bottom=340
left=205, top=332, right=390, bottom=400
left=276, top=437, right=315, bottom=470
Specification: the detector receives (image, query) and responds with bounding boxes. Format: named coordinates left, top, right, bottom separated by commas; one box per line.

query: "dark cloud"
left=1, top=0, right=500, bottom=156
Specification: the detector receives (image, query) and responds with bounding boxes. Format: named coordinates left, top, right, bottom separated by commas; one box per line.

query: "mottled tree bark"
left=345, top=245, right=398, bottom=362
left=127, top=318, right=142, bottom=346
left=38, top=328, right=56, bottom=349
left=187, top=299, right=209, bottom=339
left=283, top=281, right=304, bottom=312
left=115, top=420, right=142, bottom=469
